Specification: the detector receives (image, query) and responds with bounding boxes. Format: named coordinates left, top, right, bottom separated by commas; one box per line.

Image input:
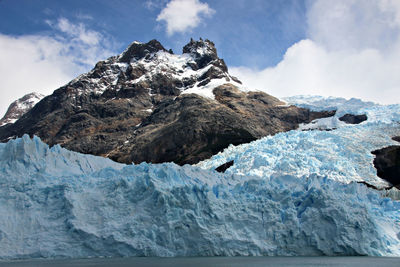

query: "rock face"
left=392, top=136, right=400, bottom=143
left=339, top=114, right=367, bottom=124
left=372, top=146, right=400, bottom=189
left=0, top=92, right=45, bottom=127
left=0, top=39, right=333, bottom=165
left=215, top=160, right=234, bottom=173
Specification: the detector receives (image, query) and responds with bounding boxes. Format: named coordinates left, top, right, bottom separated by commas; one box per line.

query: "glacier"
left=197, top=123, right=399, bottom=187
left=0, top=133, right=400, bottom=259
left=282, top=95, right=378, bottom=113
left=282, top=95, right=400, bottom=131
left=199, top=98, right=400, bottom=188
left=1, top=97, right=400, bottom=259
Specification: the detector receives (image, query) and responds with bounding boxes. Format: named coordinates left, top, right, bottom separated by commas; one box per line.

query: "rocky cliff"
left=372, top=136, right=400, bottom=189
left=0, top=39, right=333, bottom=164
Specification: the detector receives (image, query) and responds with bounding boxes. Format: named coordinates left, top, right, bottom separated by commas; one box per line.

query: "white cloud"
left=0, top=18, right=115, bottom=117
left=307, top=0, right=400, bottom=51
left=75, top=13, right=94, bottom=21
left=54, top=18, right=101, bottom=46
left=231, top=0, right=400, bottom=104
left=144, top=0, right=169, bottom=10
left=156, top=0, right=215, bottom=35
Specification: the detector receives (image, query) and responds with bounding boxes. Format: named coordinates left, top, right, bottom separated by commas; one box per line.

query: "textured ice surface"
left=282, top=95, right=378, bottom=114
left=0, top=135, right=400, bottom=259
left=282, top=95, right=400, bottom=131
left=198, top=102, right=400, bottom=188
left=198, top=124, right=399, bottom=187
left=1, top=97, right=400, bottom=259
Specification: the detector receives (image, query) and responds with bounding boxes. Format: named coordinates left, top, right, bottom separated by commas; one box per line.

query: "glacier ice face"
left=198, top=124, right=399, bottom=187
left=283, top=95, right=400, bottom=130
left=0, top=135, right=400, bottom=259
left=282, top=95, right=378, bottom=114
left=0, top=135, right=124, bottom=177
left=198, top=103, right=400, bottom=188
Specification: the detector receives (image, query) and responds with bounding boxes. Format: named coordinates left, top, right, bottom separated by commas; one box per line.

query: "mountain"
left=0, top=92, right=45, bottom=127
left=0, top=39, right=333, bottom=165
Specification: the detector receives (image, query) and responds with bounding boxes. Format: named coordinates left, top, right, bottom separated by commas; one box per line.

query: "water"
left=0, top=257, right=399, bottom=267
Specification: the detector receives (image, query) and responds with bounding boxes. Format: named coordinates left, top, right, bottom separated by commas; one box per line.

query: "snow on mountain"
left=0, top=93, right=45, bottom=126
left=198, top=102, right=400, bottom=188
left=0, top=135, right=399, bottom=259
left=67, top=39, right=243, bottom=100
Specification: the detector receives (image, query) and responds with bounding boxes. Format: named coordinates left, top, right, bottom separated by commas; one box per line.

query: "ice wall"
left=0, top=135, right=399, bottom=259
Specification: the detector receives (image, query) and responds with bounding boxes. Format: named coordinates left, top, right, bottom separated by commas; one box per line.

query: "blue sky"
left=0, top=0, right=306, bottom=67
left=1, top=0, right=400, bottom=116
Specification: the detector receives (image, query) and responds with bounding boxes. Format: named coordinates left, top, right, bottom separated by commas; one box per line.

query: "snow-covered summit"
left=118, top=39, right=168, bottom=63
left=67, top=39, right=243, bottom=98
left=182, top=38, right=218, bottom=63
left=0, top=92, right=45, bottom=127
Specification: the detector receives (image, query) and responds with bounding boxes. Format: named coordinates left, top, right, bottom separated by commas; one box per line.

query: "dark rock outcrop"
left=372, top=146, right=400, bottom=189
left=183, top=38, right=224, bottom=70
left=215, top=160, right=234, bottom=173
left=339, top=114, right=367, bottom=124
left=119, top=39, right=168, bottom=63
left=392, top=136, right=400, bottom=143
left=0, top=39, right=334, bottom=165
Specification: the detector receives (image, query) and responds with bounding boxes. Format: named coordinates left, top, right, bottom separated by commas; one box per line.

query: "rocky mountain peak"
left=0, top=92, right=45, bottom=127
left=182, top=38, right=224, bottom=70
left=0, top=38, right=334, bottom=165
left=183, top=38, right=217, bottom=57
left=118, top=39, right=169, bottom=63
left=64, top=38, right=238, bottom=99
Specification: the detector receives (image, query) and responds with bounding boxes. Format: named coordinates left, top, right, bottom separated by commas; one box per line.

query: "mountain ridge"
left=0, top=39, right=334, bottom=164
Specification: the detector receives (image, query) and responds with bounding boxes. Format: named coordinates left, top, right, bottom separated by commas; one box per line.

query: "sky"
left=0, top=0, right=400, bottom=117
